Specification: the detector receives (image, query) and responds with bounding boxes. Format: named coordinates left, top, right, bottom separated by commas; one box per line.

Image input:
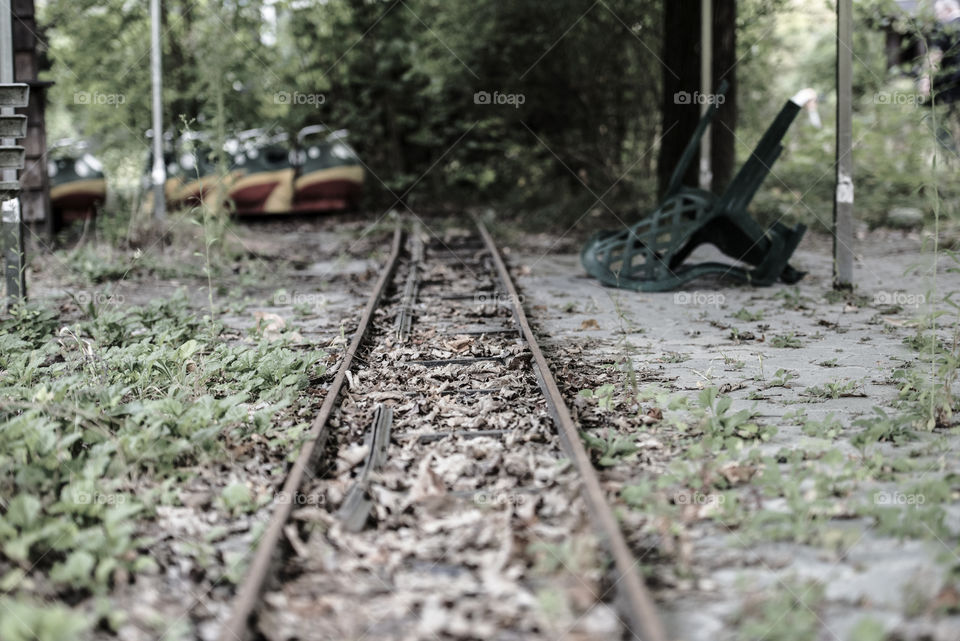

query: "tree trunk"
left=658, top=0, right=702, bottom=198
left=711, top=0, right=737, bottom=193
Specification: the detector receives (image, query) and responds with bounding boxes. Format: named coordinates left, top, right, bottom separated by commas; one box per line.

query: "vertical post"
left=711, top=0, right=737, bottom=193
left=699, top=0, right=713, bottom=190
left=0, top=0, right=24, bottom=304
left=834, top=0, right=854, bottom=288
left=150, top=0, right=166, bottom=220
left=658, top=1, right=702, bottom=197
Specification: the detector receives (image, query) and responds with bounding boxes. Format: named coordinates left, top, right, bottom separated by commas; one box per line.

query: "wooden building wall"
left=11, top=0, right=50, bottom=231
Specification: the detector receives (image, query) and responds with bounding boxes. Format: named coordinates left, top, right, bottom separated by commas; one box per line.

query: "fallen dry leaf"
left=254, top=311, right=287, bottom=341
left=405, top=453, right=447, bottom=506
left=931, top=584, right=960, bottom=614
left=445, top=337, right=473, bottom=353
left=720, top=462, right=757, bottom=485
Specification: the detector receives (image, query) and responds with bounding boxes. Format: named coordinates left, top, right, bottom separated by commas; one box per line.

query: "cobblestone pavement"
left=515, top=227, right=960, bottom=641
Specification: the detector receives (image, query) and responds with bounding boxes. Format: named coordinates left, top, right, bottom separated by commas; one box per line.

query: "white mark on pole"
left=151, top=158, right=166, bottom=185
left=1, top=198, right=19, bottom=223
left=836, top=171, right=854, bottom=205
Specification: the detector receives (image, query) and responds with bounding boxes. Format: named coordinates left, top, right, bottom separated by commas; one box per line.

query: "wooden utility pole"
left=834, top=0, right=854, bottom=288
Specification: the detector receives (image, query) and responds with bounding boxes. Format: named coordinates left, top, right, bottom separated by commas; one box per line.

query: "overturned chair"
left=581, top=86, right=817, bottom=292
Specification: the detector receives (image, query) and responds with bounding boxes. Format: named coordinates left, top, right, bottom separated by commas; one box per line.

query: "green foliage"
left=42, top=0, right=275, bottom=193
left=220, top=483, right=254, bottom=515
left=769, top=368, right=797, bottom=387
left=41, top=0, right=665, bottom=222
left=733, top=580, right=825, bottom=641
left=696, top=387, right=776, bottom=445
left=806, top=378, right=864, bottom=399
left=0, top=296, right=325, bottom=622
left=801, top=413, right=844, bottom=440
left=36, top=0, right=960, bottom=234
left=732, top=1, right=960, bottom=230
left=581, top=429, right=639, bottom=467
left=0, top=597, right=91, bottom=641
left=34, top=0, right=960, bottom=233
left=770, top=333, right=803, bottom=348
left=847, top=616, right=886, bottom=641
left=851, top=407, right=913, bottom=452
left=774, top=287, right=811, bottom=310
left=0, top=305, right=59, bottom=348
left=62, top=244, right=205, bottom=286
left=578, top=384, right=616, bottom=411
left=731, top=307, right=764, bottom=322
left=896, top=293, right=960, bottom=430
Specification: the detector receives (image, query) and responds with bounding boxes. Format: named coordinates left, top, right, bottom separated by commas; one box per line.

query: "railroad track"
left=219, top=218, right=666, bottom=641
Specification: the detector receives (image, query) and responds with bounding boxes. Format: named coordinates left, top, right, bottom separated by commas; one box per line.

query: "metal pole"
left=833, top=0, right=854, bottom=288
left=0, top=0, right=24, bottom=303
left=150, top=0, right=166, bottom=220
left=699, top=0, right=713, bottom=190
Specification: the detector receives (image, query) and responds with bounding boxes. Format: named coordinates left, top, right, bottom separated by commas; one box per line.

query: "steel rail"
left=394, top=222, right=422, bottom=342
left=219, top=226, right=404, bottom=641
left=474, top=218, right=668, bottom=641
left=337, top=404, right=393, bottom=532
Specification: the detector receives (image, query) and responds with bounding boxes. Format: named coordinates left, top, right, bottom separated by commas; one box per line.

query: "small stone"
left=697, top=578, right=717, bottom=591
left=575, top=604, right=620, bottom=636
left=887, top=206, right=924, bottom=228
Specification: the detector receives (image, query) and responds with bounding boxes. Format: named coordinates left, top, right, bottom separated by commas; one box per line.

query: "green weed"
left=806, top=378, right=865, bottom=400
left=801, top=413, right=844, bottom=440
left=770, top=333, right=803, bottom=348
left=581, top=429, right=639, bottom=467
left=578, top=384, right=616, bottom=411
left=732, top=307, right=764, bottom=322
left=733, top=580, right=825, bottom=641
left=696, top=387, right=776, bottom=445
left=0, top=295, right=325, bottom=622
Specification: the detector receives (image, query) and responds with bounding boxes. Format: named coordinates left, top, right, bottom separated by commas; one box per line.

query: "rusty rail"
left=475, top=218, right=668, bottom=641
left=220, top=219, right=667, bottom=641
left=218, top=225, right=404, bottom=641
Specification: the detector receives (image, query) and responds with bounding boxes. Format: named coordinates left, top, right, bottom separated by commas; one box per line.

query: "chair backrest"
left=714, top=98, right=802, bottom=220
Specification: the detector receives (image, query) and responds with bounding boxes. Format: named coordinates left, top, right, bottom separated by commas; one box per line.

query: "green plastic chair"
left=581, top=83, right=809, bottom=292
